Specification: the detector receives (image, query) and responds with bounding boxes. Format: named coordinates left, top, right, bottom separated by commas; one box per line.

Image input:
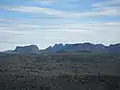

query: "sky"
left=0, top=0, right=120, bottom=51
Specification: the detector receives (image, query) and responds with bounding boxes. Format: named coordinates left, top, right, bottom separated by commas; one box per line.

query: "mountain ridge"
left=3, top=43, right=120, bottom=54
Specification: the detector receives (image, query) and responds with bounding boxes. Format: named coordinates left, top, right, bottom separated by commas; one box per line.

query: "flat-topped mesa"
left=14, top=45, right=40, bottom=54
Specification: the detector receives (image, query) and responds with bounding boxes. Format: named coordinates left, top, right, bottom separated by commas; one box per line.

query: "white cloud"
left=1, top=20, right=120, bottom=32
left=92, top=0, right=120, bottom=7
left=92, top=0, right=120, bottom=12
left=0, top=20, right=120, bottom=51
left=0, top=0, right=120, bottom=51
left=1, top=6, right=120, bottom=18
left=0, top=20, right=120, bottom=41
left=40, top=0, right=56, bottom=4
left=0, top=18, right=5, bottom=21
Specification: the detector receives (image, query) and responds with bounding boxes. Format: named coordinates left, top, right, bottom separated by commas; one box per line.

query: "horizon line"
left=2, top=42, right=120, bottom=52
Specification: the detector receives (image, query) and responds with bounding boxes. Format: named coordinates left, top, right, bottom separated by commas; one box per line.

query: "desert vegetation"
left=0, top=52, right=120, bottom=90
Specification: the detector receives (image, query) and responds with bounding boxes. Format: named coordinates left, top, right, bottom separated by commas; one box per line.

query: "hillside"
left=0, top=52, right=120, bottom=90
left=1, top=43, right=120, bottom=90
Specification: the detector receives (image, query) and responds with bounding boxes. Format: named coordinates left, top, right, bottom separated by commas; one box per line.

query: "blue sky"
left=0, top=0, right=120, bottom=51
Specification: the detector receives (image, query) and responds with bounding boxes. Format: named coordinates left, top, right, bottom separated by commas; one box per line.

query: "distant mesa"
left=14, top=45, right=40, bottom=54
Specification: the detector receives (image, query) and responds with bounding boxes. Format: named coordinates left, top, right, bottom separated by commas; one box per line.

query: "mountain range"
left=3, top=43, right=120, bottom=54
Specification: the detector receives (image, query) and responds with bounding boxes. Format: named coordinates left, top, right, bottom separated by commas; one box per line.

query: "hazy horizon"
left=0, top=0, right=120, bottom=51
